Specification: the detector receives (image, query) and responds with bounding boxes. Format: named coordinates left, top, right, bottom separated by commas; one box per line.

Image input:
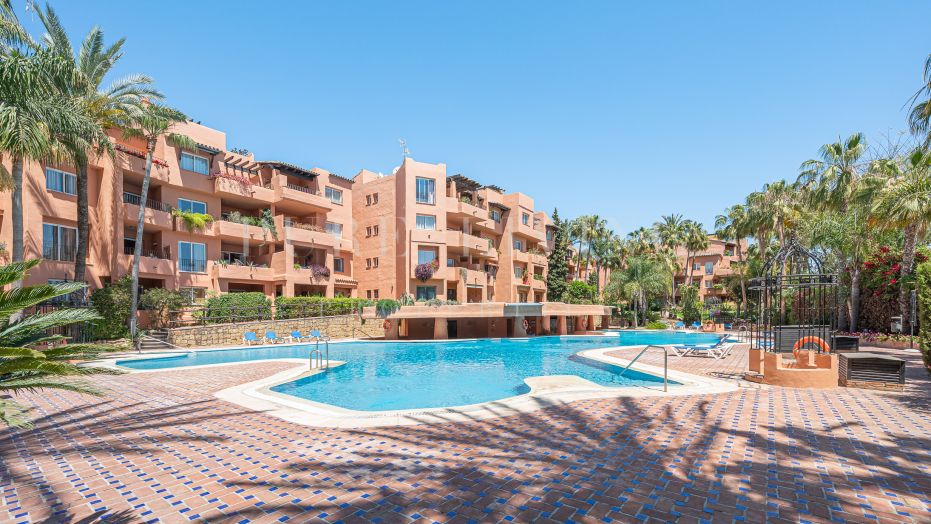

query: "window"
left=373, top=193, right=379, bottom=204
left=366, top=195, right=372, bottom=206
left=373, top=257, right=379, bottom=268
left=366, top=258, right=371, bottom=269
left=366, top=226, right=372, bottom=237
left=180, top=152, right=209, bottom=174
left=514, top=266, right=524, bottom=278
left=366, top=290, right=372, bottom=299
left=46, top=279, right=84, bottom=304
left=417, top=248, right=437, bottom=265
left=373, top=290, right=379, bottom=299
left=692, top=262, right=700, bottom=271
left=705, top=261, right=714, bottom=275
left=415, top=177, right=435, bottom=204
left=178, top=241, right=207, bottom=272
left=416, top=286, right=436, bottom=301
left=513, top=239, right=523, bottom=251
left=42, top=223, right=77, bottom=261
left=221, top=251, right=247, bottom=264
left=45, top=167, right=76, bottom=195
left=546, top=229, right=554, bottom=241
left=325, top=222, right=343, bottom=237
left=518, top=292, right=528, bottom=303
left=522, top=213, right=530, bottom=225
left=178, top=198, right=207, bottom=214
left=416, top=214, right=436, bottom=230
left=180, top=287, right=207, bottom=304
left=325, top=187, right=343, bottom=204
left=372, top=225, right=379, bottom=236
left=334, top=258, right=344, bottom=273
left=704, top=280, right=713, bottom=289
left=489, top=209, right=502, bottom=222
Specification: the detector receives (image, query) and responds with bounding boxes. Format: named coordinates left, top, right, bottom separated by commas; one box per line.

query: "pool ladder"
left=617, top=344, right=668, bottom=392
left=308, top=333, right=330, bottom=371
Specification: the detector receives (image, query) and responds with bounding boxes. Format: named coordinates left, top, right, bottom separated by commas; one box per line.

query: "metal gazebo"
left=749, top=238, right=838, bottom=355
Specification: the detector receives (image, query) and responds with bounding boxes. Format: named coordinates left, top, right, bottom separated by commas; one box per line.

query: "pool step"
left=138, top=330, right=172, bottom=352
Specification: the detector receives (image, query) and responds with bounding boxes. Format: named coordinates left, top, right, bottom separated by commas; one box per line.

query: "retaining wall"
left=167, top=314, right=379, bottom=347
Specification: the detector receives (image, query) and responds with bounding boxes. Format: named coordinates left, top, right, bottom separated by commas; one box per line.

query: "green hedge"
left=90, top=276, right=133, bottom=339
left=203, top=292, right=272, bottom=324
left=917, top=262, right=931, bottom=375
left=275, top=296, right=373, bottom=319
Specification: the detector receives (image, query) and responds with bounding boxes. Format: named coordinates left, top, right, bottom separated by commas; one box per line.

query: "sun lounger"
left=674, top=321, right=685, bottom=329
left=290, top=330, right=308, bottom=343
left=242, top=331, right=259, bottom=345
left=690, top=322, right=701, bottom=329
left=264, top=330, right=282, bottom=344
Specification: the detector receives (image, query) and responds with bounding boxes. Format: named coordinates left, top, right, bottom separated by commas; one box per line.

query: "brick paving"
left=1, top=347, right=930, bottom=523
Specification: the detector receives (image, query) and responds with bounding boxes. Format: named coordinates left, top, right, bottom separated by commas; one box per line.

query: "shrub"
left=203, top=292, right=271, bottom=324
left=375, top=299, right=400, bottom=318
left=275, top=296, right=373, bottom=319
left=139, top=288, right=186, bottom=328
left=90, top=276, right=133, bottom=339
left=917, top=262, right=931, bottom=374
left=645, top=321, right=667, bottom=330
left=398, top=293, right=415, bottom=306
left=563, top=280, right=595, bottom=304
left=680, top=285, right=702, bottom=324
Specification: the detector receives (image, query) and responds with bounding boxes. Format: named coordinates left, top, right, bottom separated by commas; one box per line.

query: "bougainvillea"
left=209, top=171, right=254, bottom=187
left=858, top=246, right=928, bottom=331
left=309, top=264, right=330, bottom=280
left=415, top=262, right=436, bottom=282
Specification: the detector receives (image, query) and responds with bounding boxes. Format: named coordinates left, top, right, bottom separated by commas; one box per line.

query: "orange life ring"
left=792, top=336, right=830, bottom=362
left=522, top=319, right=530, bottom=331
left=383, top=319, right=392, bottom=331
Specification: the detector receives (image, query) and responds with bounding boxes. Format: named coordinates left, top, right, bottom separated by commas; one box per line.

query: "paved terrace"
left=1, top=345, right=929, bottom=523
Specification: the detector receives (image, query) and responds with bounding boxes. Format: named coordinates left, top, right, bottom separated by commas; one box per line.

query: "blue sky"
left=21, top=1, right=930, bottom=233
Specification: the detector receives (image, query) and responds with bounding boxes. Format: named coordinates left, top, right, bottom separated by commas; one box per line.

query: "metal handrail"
left=309, top=349, right=323, bottom=370
left=618, top=344, right=669, bottom=392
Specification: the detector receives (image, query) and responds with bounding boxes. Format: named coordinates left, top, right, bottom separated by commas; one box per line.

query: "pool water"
left=118, top=332, right=722, bottom=411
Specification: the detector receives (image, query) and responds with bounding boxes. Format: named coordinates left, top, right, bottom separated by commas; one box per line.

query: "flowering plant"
left=209, top=170, right=253, bottom=187
left=115, top=143, right=169, bottom=167
left=415, top=260, right=438, bottom=282
left=309, top=264, right=330, bottom=280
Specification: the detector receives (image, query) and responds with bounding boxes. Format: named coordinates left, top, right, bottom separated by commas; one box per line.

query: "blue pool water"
left=118, top=332, right=722, bottom=411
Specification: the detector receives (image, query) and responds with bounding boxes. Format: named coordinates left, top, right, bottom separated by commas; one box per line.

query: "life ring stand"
left=792, top=336, right=830, bottom=364
left=522, top=318, right=530, bottom=332
left=383, top=319, right=392, bottom=331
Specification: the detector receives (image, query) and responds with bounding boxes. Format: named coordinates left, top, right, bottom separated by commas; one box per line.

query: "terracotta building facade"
left=674, top=235, right=746, bottom=303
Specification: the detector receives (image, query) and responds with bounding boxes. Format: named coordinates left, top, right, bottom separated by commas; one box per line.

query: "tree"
left=653, top=214, right=687, bottom=306
left=123, top=103, right=196, bottom=339
left=567, top=217, right=586, bottom=278
left=545, top=209, right=570, bottom=301
left=866, top=147, right=931, bottom=332
left=0, top=259, right=116, bottom=427
left=605, top=255, right=669, bottom=327
left=908, top=54, right=931, bottom=147
left=684, top=221, right=708, bottom=286
left=715, top=204, right=749, bottom=316
left=590, top=226, right=615, bottom=296
left=35, top=5, right=160, bottom=287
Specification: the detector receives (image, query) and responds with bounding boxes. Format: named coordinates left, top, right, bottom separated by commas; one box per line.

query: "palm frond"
left=0, top=259, right=41, bottom=287
left=0, top=281, right=88, bottom=318
left=0, top=308, right=101, bottom=347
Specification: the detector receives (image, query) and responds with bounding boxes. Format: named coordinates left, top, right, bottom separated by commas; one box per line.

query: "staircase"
left=138, top=329, right=174, bottom=352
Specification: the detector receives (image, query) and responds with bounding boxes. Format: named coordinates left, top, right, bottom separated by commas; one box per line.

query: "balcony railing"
left=123, top=245, right=170, bottom=259
left=285, top=183, right=320, bottom=195
left=123, top=192, right=173, bottom=213
left=179, top=258, right=207, bottom=273
left=283, top=218, right=322, bottom=231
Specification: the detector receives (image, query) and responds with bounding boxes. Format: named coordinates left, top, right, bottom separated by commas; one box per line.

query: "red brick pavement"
left=1, top=347, right=929, bottom=523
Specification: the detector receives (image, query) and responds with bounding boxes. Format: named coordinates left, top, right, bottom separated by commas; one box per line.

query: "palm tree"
left=589, top=227, right=615, bottom=296
left=567, top=217, right=586, bottom=278
left=35, top=5, right=161, bottom=287
left=605, top=255, right=669, bottom=327
left=0, top=259, right=116, bottom=427
left=715, top=204, right=749, bottom=315
left=653, top=214, right=687, bottom=306
left=908, top=54, right=931, bottom=147
left=123, top=103, right=196, bottom=339
left=798, top=133, right=867, bottom=212
left=684, top=221, right=708, bottom=286
left=580, top=215, right=606, bottom=281
left=626, top=226, right=655, bottom=256
left=867, top=147, right=931, bottom=331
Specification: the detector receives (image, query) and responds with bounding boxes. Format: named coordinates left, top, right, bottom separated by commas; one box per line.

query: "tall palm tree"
left=35, top=5, right=161, bottom=287
left=908, top=54, right=931, bottom=147
left=867, top=147, right=931, bottom=331
left=626, top=226, right=656, bottom=256
left=715, top=204, right=749, bottom=316
left=589, top=227, right=615, bottom=296
left=684, top=221, right=708, bottom=286
left=798, top=133, right=867, bottom=212
left=123, top=103, right=196, bottom=339
left=567, top=217, right=586, bottom=278
left=653, top=214, right=687, bottom=306
left=0, top=259, right=116, bottom=427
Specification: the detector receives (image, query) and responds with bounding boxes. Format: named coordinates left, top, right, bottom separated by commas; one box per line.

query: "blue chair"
left=264, top=330, right=281, bottom=344
left=723, top=323, right=733, bottom=330
left=290, top=330, right=307, bottom=343
left=690, top=322, right=701, bottom=329
left=310, top=329, right=321, bottom=339
left=242, top=331, right=259, bottom=345
left=674, top=321, right=685, bottom=329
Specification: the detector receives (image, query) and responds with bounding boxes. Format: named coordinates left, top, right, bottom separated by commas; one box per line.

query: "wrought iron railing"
left=123, top=192, right=173, bottom=213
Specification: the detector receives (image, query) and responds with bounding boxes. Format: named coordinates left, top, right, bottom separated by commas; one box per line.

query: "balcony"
left=273, top=175, right=333, bottom=211
left=445, top=229, right=490, bottom=253
left=214, top=219, right=271, bottom=242
left=114, top=144, right=169, bottom=181
left=212, top=260, right=275, bottom=281
left=531, top=274, right=547, bottom=291
left=529, top=252, right=548, bottom=266
left=512, top=250, right=530, bottom=263
left=117, top=248, right=175, bottom=276
left=516, top=221, right=546, bottom=242
left=276, top=216, right=345, bottom=249
left=213, top=175, right=275, bottom=204
left=122, top=193, right=173, bottom=230
left=446, top=197, right=487, bottom=221
left=446, top=266, right=490, bottom=287
left=409, top=262, right=446, bottom=281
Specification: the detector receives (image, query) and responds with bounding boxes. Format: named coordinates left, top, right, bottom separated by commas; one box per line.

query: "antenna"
left=398, top=138, right=410, bottom=159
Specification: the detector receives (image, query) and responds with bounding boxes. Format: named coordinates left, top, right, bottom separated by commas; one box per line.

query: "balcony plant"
left=209, top=170, right=253, bottom=187
left=415, top=259, right=439, bottom=282
left=375, top=299, right=401, bottom=318
left=309, top=264, right=331, bottom=280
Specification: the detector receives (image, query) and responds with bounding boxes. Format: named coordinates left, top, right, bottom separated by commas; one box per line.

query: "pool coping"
left=89, top=335, right=737, bottom=428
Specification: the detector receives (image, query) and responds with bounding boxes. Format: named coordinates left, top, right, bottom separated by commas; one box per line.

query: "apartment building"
left=352, top=157, right=551, bottom=304
left=674, top=235, right=745, bottom=303
left=0, top=120, right=358, bottom=301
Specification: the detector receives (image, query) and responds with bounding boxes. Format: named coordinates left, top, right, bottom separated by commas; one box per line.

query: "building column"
left=433, top=318, right=448, bottom=339
left=587, top=315, right=596, bottom=331
left=537, top=315, right=548, bottom=335
left=384, top=317, right=399, bottom=340
left=556, top=315, right=567, bottom=335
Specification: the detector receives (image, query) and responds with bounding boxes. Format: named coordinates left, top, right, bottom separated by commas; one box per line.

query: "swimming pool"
left=117, top=332, right=723, bottom=411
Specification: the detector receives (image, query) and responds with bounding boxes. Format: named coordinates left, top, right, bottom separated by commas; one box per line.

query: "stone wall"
left=167, top=314, right=381, bottom=347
